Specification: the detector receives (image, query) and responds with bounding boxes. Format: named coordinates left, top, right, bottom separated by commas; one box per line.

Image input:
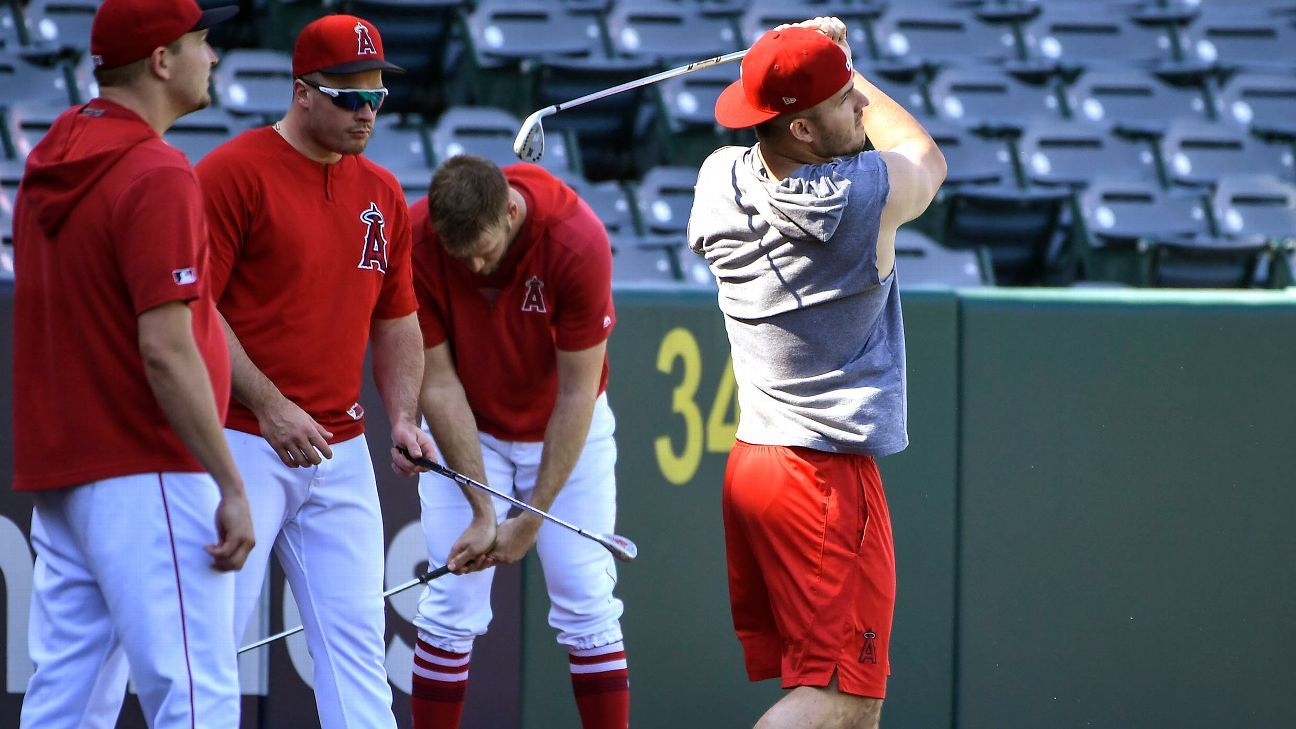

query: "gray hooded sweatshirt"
left=687, top=145, right=907, bottom=456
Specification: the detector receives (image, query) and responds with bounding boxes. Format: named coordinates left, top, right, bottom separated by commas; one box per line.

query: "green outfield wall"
left=521, top=288, right=1296, bottom=729
left=3, top=285, right=1294, bottom=728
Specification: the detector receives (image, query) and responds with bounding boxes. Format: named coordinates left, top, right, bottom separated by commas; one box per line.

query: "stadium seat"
left=1147, top=236, right=1271, bottom=288
left=1064, top=69, right=1211, bottom=131
left=928, top=65, right=1064, bottom=130
left=871, top=4, right=1021, bottom=66
left=552, top=170, right=638, bottom=237
left=21, top=0, right=97, bottom=52
left=465, top=0, right=605, bottom=67
left=675, top=245, right=716, bottom=288
left=0, top=159, right=23, bottom=224
left=0, top=50, right=77, bottom=108
left=529, top=55, right=663, bottom=179
left=605, top=1, right=741, bottom=65
left=1177, top=7, right=1296, bottom=73
left=393, top=167, right=432, bottom=207
left=428, top=106, right=572, bottom=172
left=656, top=61, right=742, bottom=167
left=919, top=115, right=1017, bottom=187
left=1217, top=73, right=1296, bottom=138
left=610, top=234, right=679, bottom=286
left=1210, top=174, right=1296, bottom=241
left=342, top=0, right=468, bottom=115
left=163, top=107, right=250, bottom=164
left=894, top=227, right=990, bottom=287
left=941, top=184, right=1072, bottom=285
left=1074, top=176, right=1213, bottom=283
left=3, top=102, right=65, bottom=158
left=858, top=61, right=931, bottom=117
left=1016, top=120, right=1160, bottom=187
left=212, top=50, right=293, bottom=121
left=631, top=166, right=697, bottom=236
left=364, top=115, right=433, bottom=171
left=1020, top=3, right=1177, bottom=70
left=1159, top=119, right=1295, bottom=188
left=737, top=1, right=881, bottom=60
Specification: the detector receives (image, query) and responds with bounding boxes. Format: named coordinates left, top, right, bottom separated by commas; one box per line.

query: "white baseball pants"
left=414, top=394, right=624, bottom=653
left=225, top=430, right=396, bottom=729
left=21, top=472, right=239, bottom=729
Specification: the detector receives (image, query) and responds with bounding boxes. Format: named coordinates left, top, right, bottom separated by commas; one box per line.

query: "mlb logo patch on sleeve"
left=172, top=268, right=198, bottom=285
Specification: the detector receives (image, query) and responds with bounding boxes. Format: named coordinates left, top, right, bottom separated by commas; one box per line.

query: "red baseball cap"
left=715, top=27, right=854, bottom=129
left=292, top=14, right=405, bottom=78
left=90, top=0, right=238, bottom=70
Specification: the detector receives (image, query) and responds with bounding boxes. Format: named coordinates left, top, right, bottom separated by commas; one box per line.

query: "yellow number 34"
left=653, top=327, right=739, bottom=486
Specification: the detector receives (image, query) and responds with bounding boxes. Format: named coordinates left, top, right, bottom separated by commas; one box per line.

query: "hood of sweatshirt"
left=19, top=100, right=158, bottom=237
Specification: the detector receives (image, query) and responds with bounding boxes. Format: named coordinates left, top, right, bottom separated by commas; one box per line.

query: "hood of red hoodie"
left=20, top=100, right=159, bottom=238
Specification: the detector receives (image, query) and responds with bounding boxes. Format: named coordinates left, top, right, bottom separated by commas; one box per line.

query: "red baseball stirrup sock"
left=411, top=638, right=470, bottom=729
left=569, top=641, right=630, bottom=729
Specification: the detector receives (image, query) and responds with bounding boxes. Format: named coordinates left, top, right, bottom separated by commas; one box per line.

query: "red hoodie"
left=11, top=99, right=230, bottom=492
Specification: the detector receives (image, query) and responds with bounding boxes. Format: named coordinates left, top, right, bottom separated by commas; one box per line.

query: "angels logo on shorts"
left=859, top=628, right=878, bottom=664
left=521, top=275, right=547, bottom=313
left=354, top=22, right=378, bottom=56
left=356, top=202, right=389, bottom=273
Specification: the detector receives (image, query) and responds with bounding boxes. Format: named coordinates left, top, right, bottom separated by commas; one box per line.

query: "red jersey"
left=411, top=164, right=615, bottom=442
left=11, top=100, right=231, bottom=492
left=196, top=127, right=416, bottom=442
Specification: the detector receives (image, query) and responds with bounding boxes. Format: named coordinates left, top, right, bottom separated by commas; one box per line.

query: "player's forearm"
left=855, top=73, right=947, bottom=181
left=371, top=313, right=424, bottom=427
left=529, top=390, right=599, bottom=514
left=219, top=312, right=288, bottom=416
left=140, top=308, right=245, bottom=496
left=420, top=380, right=495, bottom=518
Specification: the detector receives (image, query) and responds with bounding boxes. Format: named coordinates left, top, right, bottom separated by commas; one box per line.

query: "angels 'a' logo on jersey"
left=354, top=22, right=378, bottom=57
left=521, top=275, right=547, bottom=313
left=357, top=202, right=389, bottom=273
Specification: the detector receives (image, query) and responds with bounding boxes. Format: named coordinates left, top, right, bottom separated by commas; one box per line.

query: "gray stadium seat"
left=894, top=227, right=990, bottom=287
left=0, top=159, right=24, bottom=224
left=738, top=1, right=880, bottom=60
left=1178, top=7, right=1296, bottom=73
left=163, top=107, right=250, bottom=165
left=364, top=115, right=433, bottom=171
left=465, top=0, right=604, bottom=67
left=0, top=50, right=77, bottom=108
left=212, top=50, right=293, bottom=121
left=610, top=234, right=679, bottom=286
left=605, top=1, right=740, bottom=65
left=919, top=115, right=1017, bottom=187
left=1020, top=3, right=1176, bottom=69
left=4, top=102, right=64, bottom=159
left=928, top=66, right=1064, bottom=130
left=428, top=106, right=572, bottom=172
left=1211, top=174, right=1296, bottom=241
left=1016, top=120, right=1160, bottom=187
left=871, top=4, right=1020, bottom=66
left=342, top=0, right=468, bottom=115
left=1217, top=73, right=1296, bottom=138
left=393, top=167, right=433, bottom=207
left=552, top=170, right=638, bottom=237
left=1064, top=69, right=1210, bottom=131
left=631, top=166, right=697, bottom=236
left=1159, top=119, right=1295, bottom=187
left=21, top=0, right=97, bottom=52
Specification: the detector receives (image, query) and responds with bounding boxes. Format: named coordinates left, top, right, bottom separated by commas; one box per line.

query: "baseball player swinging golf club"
left=687, top=17, right=947, bottom=729
left=11, top=0, right=254, bottom=727
left=406, top=154, right=630, bottom=729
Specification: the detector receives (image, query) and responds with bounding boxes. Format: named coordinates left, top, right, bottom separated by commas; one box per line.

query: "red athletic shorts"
left=722, top=440, right=896, bottom=698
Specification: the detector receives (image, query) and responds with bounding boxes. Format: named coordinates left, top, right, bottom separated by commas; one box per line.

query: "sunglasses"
left=299, top=78, right=389, bottom=112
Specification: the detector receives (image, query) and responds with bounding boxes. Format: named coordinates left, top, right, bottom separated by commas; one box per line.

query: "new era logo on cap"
left=292, top=14, right=404, bottom=78
left=713, top=27, right=853, bottom=129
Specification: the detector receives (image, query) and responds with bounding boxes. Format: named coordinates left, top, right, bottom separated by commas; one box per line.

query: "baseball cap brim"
left=714, top=78, right=780, bottom=129
left=317, top=58, right=406, bottom=75
left=192, top=5, right=239, bottom=31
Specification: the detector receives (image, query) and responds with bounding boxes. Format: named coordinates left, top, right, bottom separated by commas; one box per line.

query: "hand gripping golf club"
left=237, top=565, right=450, bottom=654
left=400, top=447, right=638, bottom=562
left=513, top=48, right=749, bottom=162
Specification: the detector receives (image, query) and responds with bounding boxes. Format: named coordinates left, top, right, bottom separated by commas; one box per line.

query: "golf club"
left=399, top=447, right=638, bottom=562
left=513, top=49, right=749, bottom=162
left=237, top=565, right=451, bottom=654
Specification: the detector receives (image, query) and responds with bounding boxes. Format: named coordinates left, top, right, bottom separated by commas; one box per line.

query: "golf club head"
left=513, top=109, right=548, bottom=162
left=601, top=533, right=638, bottom=562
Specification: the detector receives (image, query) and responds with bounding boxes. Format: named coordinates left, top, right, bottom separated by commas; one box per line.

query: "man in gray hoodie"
left=687, top=16, right=947, bottom=729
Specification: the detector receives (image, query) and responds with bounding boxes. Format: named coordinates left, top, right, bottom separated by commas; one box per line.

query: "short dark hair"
left=95, top=37, right=184, bottom=88
left=427, top=155, right=510, bottom=253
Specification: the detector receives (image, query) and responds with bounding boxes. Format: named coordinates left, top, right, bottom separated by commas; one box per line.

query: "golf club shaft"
left=398, top=447, right=634, bottom=561
left=237, top=565, right=451, bottom=654
left=545, top=49, right=749, bottom=116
